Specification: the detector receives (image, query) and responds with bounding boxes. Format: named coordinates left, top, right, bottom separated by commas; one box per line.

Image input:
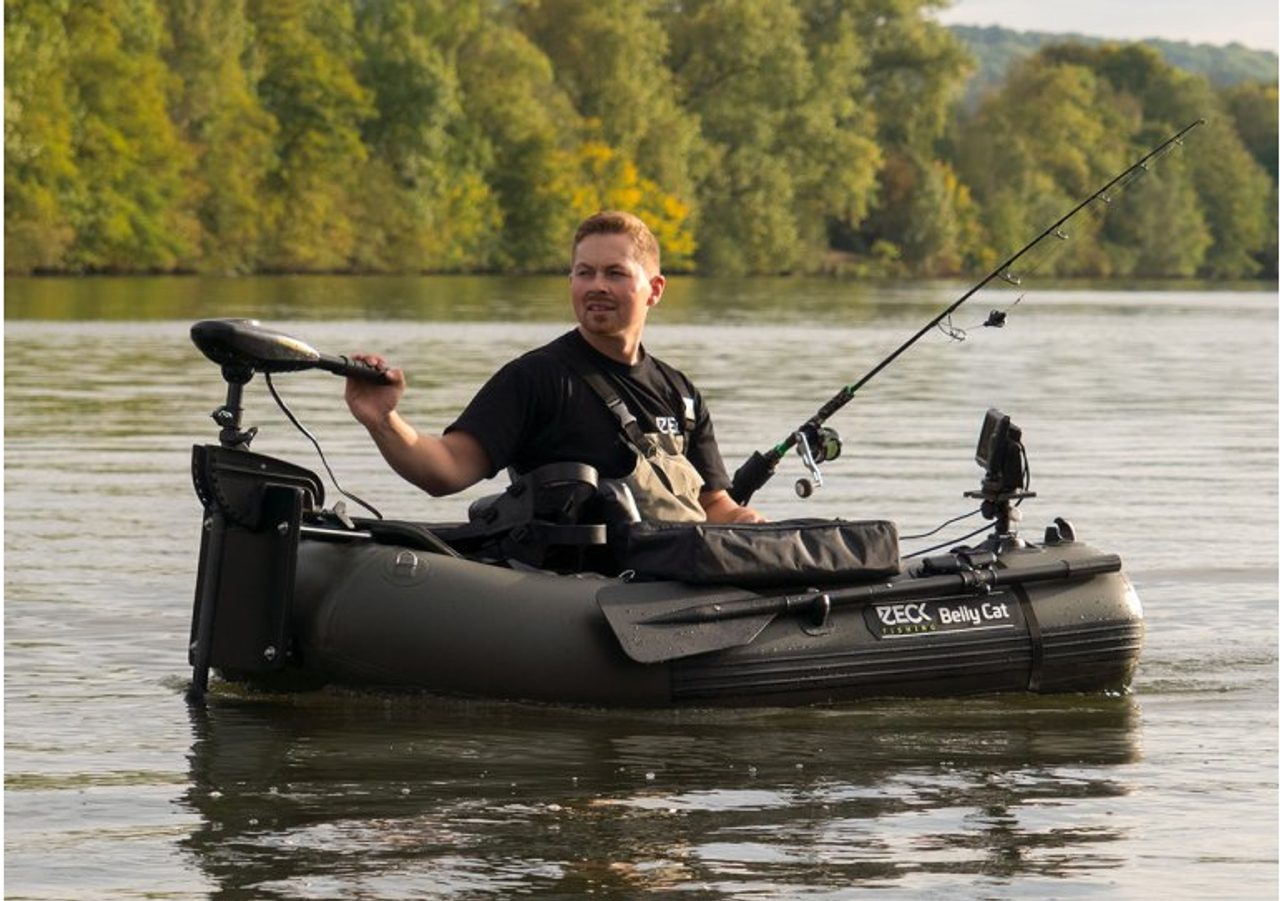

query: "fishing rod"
left=729, top=117, right=1206, bottom=505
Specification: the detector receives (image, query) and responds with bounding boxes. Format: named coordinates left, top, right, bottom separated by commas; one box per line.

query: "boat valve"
left=793, top=426, right=841, bottom=498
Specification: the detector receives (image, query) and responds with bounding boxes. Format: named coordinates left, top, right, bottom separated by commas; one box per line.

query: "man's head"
left=569, top=211, right=666, bottom=359
left=572, top=210, right=661, bottom=277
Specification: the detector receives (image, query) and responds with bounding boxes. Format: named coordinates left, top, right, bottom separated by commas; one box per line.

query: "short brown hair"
left=572, top=211, right=661, bottom=274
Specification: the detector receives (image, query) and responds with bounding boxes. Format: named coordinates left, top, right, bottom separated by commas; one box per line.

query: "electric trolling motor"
left=186, top=319, right=389, bottom=704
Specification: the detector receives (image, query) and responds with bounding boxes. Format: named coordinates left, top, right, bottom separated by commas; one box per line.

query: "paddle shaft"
left=643, top=553, right=1122, bottom=626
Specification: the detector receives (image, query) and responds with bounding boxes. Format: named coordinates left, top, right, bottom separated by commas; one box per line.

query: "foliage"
left=950, top=23, right=1279, bottom=108
left=3, top=0, right=1275, bottom=279
left=5, top=0, right=79, bottom=271
left=952, top=43, right=1274, bottom=279
left=160, top=0, right=277, bottom=273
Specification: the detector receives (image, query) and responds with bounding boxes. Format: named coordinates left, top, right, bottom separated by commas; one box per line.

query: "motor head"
left=191, top=319, right=390, bottom=383
left=191, top=319, right=323, bottom=376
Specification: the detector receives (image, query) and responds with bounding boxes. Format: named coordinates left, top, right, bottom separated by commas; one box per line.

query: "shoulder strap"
left=549, top=337, right=655, bottom=456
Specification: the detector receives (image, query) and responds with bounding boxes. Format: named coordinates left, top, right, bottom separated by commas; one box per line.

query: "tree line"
left=5, top=0, right=1276, bottom=278
left=950, top=24, right=1280, bottom=108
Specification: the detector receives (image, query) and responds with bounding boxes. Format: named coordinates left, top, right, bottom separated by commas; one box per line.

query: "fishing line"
left=729, top=119, right=1204, bottom=505
left=265, top=373, right=383, bottom=520
left=939, top=137, right=1190, bottom=341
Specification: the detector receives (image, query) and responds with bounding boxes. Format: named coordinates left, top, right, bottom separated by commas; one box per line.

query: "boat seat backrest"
left=467, top=462, right=640, bottom=533
left=451, top=462, right=643, bottom=572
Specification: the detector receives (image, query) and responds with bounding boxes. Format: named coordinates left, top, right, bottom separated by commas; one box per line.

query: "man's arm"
left=700, top=488, right=766, bottom=524
left=345, top=356, right=492, bottom=497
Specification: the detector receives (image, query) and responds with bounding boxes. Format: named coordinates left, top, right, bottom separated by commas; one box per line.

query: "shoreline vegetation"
left=5, top=1, right=1277, bottom=281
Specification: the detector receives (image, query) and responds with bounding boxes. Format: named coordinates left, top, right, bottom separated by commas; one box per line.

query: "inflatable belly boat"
left=185, top=320, right=1143, bottom=706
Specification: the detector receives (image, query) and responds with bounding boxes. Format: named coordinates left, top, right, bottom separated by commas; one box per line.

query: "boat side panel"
left=278, top=537, right=1141, bottom=706
left=671, top=589, right=1034, bottom=704
left=669, top=542, right=1143, bottom=703
left=294, top=542, right=673, bottom=705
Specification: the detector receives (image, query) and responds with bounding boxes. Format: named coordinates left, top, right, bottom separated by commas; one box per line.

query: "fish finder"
left=967, top=408, right=1035, bottom=541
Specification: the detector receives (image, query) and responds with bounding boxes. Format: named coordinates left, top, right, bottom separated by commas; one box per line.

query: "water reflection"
left=181, top=693, right=1140, bottom=898
left=3, top=274, right=956, bottom=326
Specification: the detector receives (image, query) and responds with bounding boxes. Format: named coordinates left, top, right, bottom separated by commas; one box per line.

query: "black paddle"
left=598, top=553, right=1121, bottom=663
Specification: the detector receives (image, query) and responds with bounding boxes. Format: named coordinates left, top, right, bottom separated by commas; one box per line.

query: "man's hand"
left=344, top=353, right=405, bottom=428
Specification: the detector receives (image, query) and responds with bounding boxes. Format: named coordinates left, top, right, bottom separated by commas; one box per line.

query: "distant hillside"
left=949, top=24, right=1278, bottom=105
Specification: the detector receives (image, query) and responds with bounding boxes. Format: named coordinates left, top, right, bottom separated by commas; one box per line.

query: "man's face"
left=570, top=233, right=664, bottom=342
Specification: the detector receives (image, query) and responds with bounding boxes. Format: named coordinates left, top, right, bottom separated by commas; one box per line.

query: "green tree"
left=160, top=0, right=277, bottom=273
left=1101, top=159, right=1211, bottom=277
left=668, top=0, right=880, bottom=274
left=1220, top=80, right=1278, bottom=177
left=1219, top=79, right=1277, bottom=276
left=453, top=12, right=584, bottom=271
left=515, top=0, right=704, bottom=212
left=1042, top=42, right=1272, bottom=277
left=1181, top=112, right=1273, bottom=277
left=4, top=0, right=79, bottom=272
left=247, top=0, right=374, bottom=271
left=863, top=154, right=984, bottom=274
left=819, top=0, right=975, bottom=272
left=348, top=0, right=498, bottom=271
left=63, top=0, right=198, bottom=271
left=952, top=55, right=1134, bottom=276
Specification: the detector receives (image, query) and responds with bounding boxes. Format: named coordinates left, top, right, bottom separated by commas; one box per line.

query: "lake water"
left=4, top=276, right=1277, bottom=899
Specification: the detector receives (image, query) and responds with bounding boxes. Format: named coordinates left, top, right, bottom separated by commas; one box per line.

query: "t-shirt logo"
left=655, top=416, right=681, bottom=435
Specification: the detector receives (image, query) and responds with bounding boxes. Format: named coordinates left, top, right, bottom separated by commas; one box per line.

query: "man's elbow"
left=700, top=489, right=766, bottom=524
left=416, top=432, right=491, bottom=498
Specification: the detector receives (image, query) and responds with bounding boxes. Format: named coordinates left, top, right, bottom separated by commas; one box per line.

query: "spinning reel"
left=792, top=424, right=843, bottom=498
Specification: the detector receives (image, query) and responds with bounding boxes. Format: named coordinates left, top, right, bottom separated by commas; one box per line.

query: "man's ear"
left=647, top=274, right=666, bottom=307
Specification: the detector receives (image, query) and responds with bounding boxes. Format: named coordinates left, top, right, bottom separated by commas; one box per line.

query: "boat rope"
left=265, top=373, right=383, bottom=520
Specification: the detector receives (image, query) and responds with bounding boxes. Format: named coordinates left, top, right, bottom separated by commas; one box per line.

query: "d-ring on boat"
left=185, top=319, right=1143, bottom=707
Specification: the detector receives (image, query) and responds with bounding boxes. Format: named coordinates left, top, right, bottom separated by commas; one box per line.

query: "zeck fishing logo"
left=867, top=596, right=1017, bottom=638
left=874, top=601, right=936, bottom=635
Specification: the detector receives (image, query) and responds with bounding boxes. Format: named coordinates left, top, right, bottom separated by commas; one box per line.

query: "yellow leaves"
left=562, top=140, right=697, bottom=271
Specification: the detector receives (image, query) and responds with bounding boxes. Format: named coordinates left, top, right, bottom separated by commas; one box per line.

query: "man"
left=345, top=210, right=764, bottom=524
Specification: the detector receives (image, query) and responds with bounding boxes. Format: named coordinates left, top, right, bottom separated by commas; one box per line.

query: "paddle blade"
left=598, top=582, right=776, bottom=664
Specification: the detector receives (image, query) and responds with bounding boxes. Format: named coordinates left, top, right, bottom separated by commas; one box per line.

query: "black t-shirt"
left=446, top=330, right=732, bottom=490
